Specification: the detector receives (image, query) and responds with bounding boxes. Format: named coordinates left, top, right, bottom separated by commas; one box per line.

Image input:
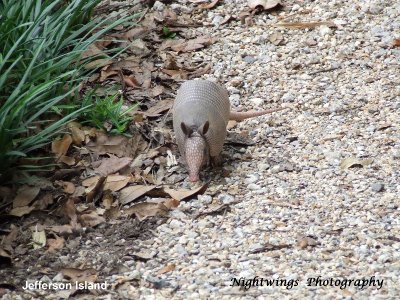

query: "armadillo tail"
left=229, top=107, right=285, bottom=121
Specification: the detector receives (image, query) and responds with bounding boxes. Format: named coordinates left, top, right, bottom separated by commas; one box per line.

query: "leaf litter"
left=0, top=0, right=226, bottom=291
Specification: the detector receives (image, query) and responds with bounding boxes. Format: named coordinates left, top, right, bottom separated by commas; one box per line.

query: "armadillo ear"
left=199, top=121, right=209, bottom=135
left=181, top=122, right=193, bottom=136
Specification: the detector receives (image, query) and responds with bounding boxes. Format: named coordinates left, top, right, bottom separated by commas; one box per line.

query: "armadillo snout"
left=184, top=136, right=207, bottom=182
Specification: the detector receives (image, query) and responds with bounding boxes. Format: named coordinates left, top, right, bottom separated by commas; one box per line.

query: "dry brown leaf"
left=56, top=181, right=75, bottom=194
left=47, top=225, right=74, bottom=234
left=120, top=185, right=157, bottom=205
left=161, top=68, right=188, bottom=80
left=151, top=85, right=165, bottom=97
left=67, top=122, right=85, bottom=146
left=274, top=21, right=336, bottom=29
left=93, top=155, right=132, bottom=176
left=340, top=157, right=373, bottom=169
left=83, top=175, right=130, bottom=192
left=64, top=198, right=78, bottom=227
left=52, top=134, right=72, bottom=158
left=102, top=190, right=114, bottom=209
left=86, top=176, right=106, bottom=203
left=141, top=99, right=174, bottom=117
left=197, top=0, right=219, bottom=10
left=171, top=36, right=217, bottom=53
left=104, top=206, right=121, bottom=220
left=59, top=155, right=76, bottom=166
left=33, top=193, right=54, bottom=210
left=393, top=39, right=400, bottom=47
left=81, top=44, right=112, bottom=70
left=297, top=236, right=318, bottom=249
left=163, top=183, right=209, bottom=201
left=157, top=263, right=176, bottom=275
left=13, top=185, right=40, bottom=208
left=9, top=206, right=35, bottom=217
left=269, top=32, right=284, bottom=45
left=248, top=0, right=281, bottom=10
left=123, top=202, right=169, bottom=221
left=62, top=268, right=98, bottom=283
left=123, top=75, right=141, bottom=88
left=79, top=210, right=106, bottom=227
left=86, top=131, right=144, bottom=158
left=123, top=26, right=151, bottom=40
left=47, top=235, right=65, bottom=253
left=32, top=228, right=46, bottom=249
left=163, top=198, right=180, bottom=209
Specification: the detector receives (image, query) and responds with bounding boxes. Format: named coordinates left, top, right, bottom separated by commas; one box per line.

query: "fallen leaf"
left=269, top=32, right=284, bottom=45
left=86, top=131, right=144, bottom=158
left=47, top=225, right=74, bottom=234
left=297, top=236, right=318, bottom=249
left=163, top=183, right=209, bottom=201
left=62, top=268, right=98, bottom=283
left=32, top=228, right=46, bottom=250
left=152, top=85, right=165, bottom=97
left=64, top=198, right=78, bottom=228
left=274, top=21, right=336, bottom=29
left=1, top=225, right=18, bottom=250
left=47, top=235, right=65, bottom=253
left=170, top=36, right=217, bottom=53
left=93, top=155, right=132, bottom=176
left=52, top=134, right=73, bottom=158
left=123, top=202, right=169, bottom=221
left=9, top=206, right=35, bottom=217
left=248, top=0, right=281, bottom=10
left=86, top=176, right=106, bottom=203
left=340, top=157, right=373, bottom=169
left=83, top=175, right=130, bottom=192
left=162, top=198, right=180, bottom=209
left=157, top=263, right=176, bottom=275
left=67, top=122, right=85, bottom=146
left=249, top=243, right=291, bottom=254
left=33, top=193, right=54, bottom=210
left=197, top=0, right=219, bottom=10
left=104, top=207, right=121, bottom=220
left=393, top=39, right=400, bottom=47
left=59, top=155, right=76, bottom=166
left=120, top=185, right=157, bottom=205
left=56, top=181, right=75, bottom=194
left=194, top=203, right=230, bottom=219
left=102, top=190, right=114, bottom=209
left=79, top=211, right=105, bottom=227
left=141, top=99, right=174, bottom=117
left=13, top=186, right=40, bottom=208
left=81, top=44, right=112, bottom=70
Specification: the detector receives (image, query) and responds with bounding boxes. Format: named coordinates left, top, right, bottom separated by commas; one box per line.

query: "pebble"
left=371, top=183, right=384, bottom=192
left=243, top=55, right=257, bottom=64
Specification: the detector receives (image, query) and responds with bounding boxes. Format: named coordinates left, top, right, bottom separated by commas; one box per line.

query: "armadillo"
left=173, top=80, right=283, bottom=182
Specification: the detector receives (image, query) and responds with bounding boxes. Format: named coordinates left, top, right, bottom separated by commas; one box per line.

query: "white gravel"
left=134, top=0, right=399, bottom=299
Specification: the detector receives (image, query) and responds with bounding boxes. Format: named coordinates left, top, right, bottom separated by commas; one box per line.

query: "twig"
left=309, top=66, right=340, bottom=75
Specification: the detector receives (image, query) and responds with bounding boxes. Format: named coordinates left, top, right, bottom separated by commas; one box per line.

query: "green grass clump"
left=0, top=0, right=134, bottom=181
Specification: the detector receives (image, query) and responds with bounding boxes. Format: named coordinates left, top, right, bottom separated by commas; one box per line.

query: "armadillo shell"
left=173, top=80, right=230, bottom=157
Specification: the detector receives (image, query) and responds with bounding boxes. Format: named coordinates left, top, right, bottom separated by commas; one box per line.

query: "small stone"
left=282, top=92, right=295, bottom=102
left=217, top=193, right=235, bottom=204
left=169, top=219, right=184, bottom=229
left=243, top=56, right=257, bottom=64
left=249, top=98, right=264, bottom=106
left=305, top=37, right=317, bottom=47
left=152, top=1, right=165, bottom=11
left=371, top=183, right=384, bottom=192
left=248, top=183, right=261, bottom=190
left=198, top=194, right=213, bottom=204
left=244, top=173, right=259, bottom=184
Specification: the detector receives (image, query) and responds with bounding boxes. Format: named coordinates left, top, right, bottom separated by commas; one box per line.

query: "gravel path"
left=136, top=0, right=400, bottom=299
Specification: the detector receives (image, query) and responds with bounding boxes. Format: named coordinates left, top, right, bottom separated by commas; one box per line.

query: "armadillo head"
left=181, top=121, right=209, bottom=182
